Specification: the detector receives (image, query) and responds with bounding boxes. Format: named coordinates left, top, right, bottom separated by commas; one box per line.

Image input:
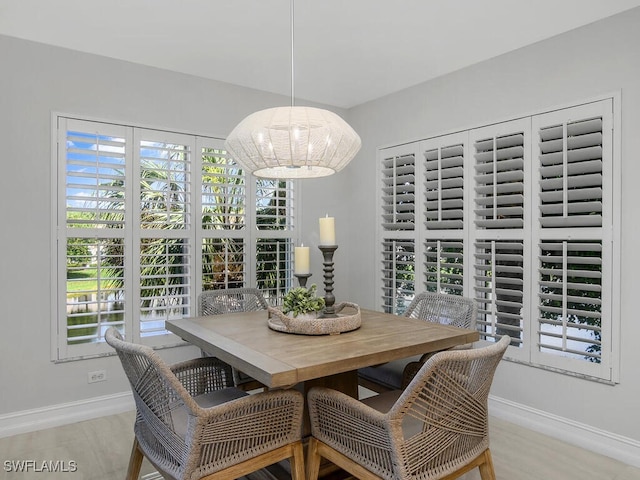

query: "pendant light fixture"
left=224, top=0, right=361, bottom=179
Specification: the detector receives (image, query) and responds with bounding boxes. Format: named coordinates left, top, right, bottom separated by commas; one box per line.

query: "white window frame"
left=378, top=144, right=420, bottom=313
left=421, top=131, right=470, bottom=297
left=376, top=94, right=620, bottom=382
left=51, top=114, right=299, bottom=361
left=468, top=117, right=532, bottom=364
left=529, top=100, right=617, bottom=380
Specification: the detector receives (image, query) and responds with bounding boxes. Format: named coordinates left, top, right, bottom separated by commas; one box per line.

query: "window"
left=469, top=118, right=531, bottom=361
left=377, top=97, right=619, bottom=381
left=381, top=238, right=415, bottom=314
left=530, top=101, right=614, bottom=379
left=380, top=145, right=417, bottom=313
left=54, top=117, right=296, bottom=360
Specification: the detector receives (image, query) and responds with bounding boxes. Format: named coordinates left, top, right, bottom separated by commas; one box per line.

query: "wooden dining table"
left=167, top=308, right=479, bottom=477
left=166, top=308, right=479, bottom=398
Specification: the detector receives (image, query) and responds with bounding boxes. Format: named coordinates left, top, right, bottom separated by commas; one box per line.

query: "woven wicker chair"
left=401, top=292, right=478, bottom=387
left=404, top=292, right=477, bottom=327
left=198, top=287, right=269, bottom=316
left=198, top=288, right=269, bottom=390
left=358, top=292, right=478, bottom=393
left=105, top=328, right=305, bottom=480
left=307, top=335, right=510, bottom=480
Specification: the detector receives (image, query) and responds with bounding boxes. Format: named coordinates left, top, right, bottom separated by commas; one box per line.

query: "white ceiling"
left=2, top=0, right=639, bottom=108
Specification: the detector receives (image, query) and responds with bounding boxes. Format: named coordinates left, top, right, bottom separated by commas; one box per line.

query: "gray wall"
left=0, top=33, right=344, bottom=415
left=1, top=4, right=639, bottom=455
left=343, top=8, right=640, bottom=442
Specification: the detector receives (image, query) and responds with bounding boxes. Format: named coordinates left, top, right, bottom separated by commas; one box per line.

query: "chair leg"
left=440, top=448, right=494, bottom=480
left=306, top=438, right=322, bottom=480
left=478, top=449, right=496, bottom=480
left=289, top=441, right=306, bottom=480
left=200, top=443, right=306, bottom=480
left=126, top=438, right=144, bottom=480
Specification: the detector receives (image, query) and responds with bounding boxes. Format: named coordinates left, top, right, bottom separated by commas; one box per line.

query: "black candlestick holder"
left=293, top=273, right=312, bottom=288
left=318, top=245, right=338, bottom=317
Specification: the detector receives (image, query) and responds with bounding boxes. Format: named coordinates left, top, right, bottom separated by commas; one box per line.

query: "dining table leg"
left=301, top=370, right=358, bottom=436
left=299, top=370, right=358, bottom=479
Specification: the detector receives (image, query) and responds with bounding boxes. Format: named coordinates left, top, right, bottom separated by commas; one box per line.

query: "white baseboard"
left=489, top=395, right=640, bottom=469
left=0, top=392, right=134, bottom=439
left=2, top=391, right=639, bottom=470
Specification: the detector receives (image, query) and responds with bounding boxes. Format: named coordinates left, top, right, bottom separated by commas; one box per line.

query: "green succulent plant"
left=283, top=284, right=325, bottom=317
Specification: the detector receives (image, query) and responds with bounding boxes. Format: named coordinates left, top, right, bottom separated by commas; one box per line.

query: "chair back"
left=106, top=327, right=234, bottom=409
left=105, top=328, right=235, bottom=475
left=198, top=287, right=268, bottom=316
left=197, top=288, right=269, bottom=388
left=404, top=292, right=477, bottom=329
left=389, top=335, right=510, bottom=478
left=106, top=327, right=306, bottom=480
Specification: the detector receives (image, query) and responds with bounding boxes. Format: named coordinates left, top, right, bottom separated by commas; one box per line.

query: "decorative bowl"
left=267, top=302, right=361, bottom=335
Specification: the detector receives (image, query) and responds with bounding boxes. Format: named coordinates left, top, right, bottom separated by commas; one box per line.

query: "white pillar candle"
left=294, top=245, right=310, bottom=274
left=319, top=215, right=336, bottom=245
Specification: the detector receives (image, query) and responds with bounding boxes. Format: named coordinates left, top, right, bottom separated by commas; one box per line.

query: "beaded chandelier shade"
left=224, top=0, right=361, bottom=179
left=224, top=106, right=361, bottom=179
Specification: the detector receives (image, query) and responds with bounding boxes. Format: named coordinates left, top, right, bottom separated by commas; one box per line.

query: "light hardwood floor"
left=1, top=410, right=639, bottom=480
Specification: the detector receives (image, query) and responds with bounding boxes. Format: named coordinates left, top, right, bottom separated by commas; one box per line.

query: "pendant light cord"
left=290, top=0, right=295, bottom=107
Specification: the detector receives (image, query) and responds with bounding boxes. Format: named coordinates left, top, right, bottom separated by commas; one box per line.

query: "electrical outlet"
left=88, top=370, right=107, bottom=383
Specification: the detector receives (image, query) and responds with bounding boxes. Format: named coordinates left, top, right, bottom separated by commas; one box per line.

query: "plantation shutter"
left=537, top=115, right=604, bottom=228
left=473, top=120, right=529, bottom=229
left=135, top=130, right=193, bottom=335
left=199, top=140, right=248, bottom=291
left=424, top=239, right=464, bottom=295
left=379, top=146, right=419, bottom=313
left=537, top=241, right=602, bottom=363
left=138, top=237, right=190, bottom=335
left=254, top=178, right=295, bottom=303
left=381, top=149, right=416, bottom=231
left=377, top=97, right=617, bottom=381
left=420, top=133, right=467, bottom=297
left=470, top=119, right=529, bottom=356
left=58, top=118, right=131, bottom=358
left=532, top=100, right=613, bottom=379
left=381, top=239, right=415, bottom=314
left=474, top=240, right=524, bottom=346
left=64, top=239, right=126, bottom=346
left=201, top=238, right=246, bottom=289
left=65, top=123, right=127, bottom=229
left=256, top=179, right=295, bottom=230
left=201, top=145, right=246, bottom=230
left=256, top=238, right=293, bottom=304
left=56, top=115, right=299, bottom=360
left=139, top=139, right=190, bottom=229
left=424, top=141, right=465, bottom=230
